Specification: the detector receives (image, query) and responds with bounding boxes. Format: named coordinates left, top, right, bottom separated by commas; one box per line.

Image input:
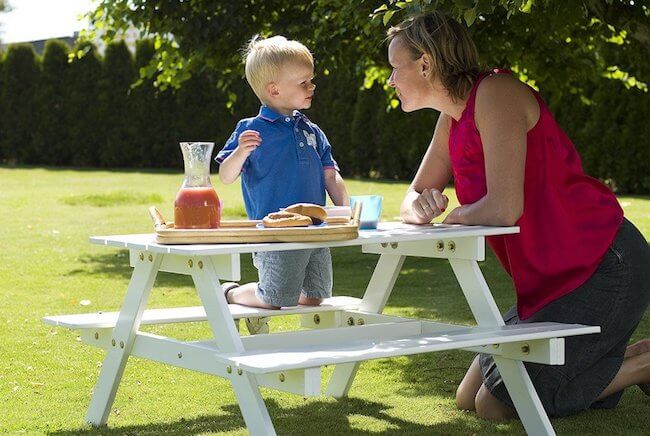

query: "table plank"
left=90, top=222, right=519, bottom=255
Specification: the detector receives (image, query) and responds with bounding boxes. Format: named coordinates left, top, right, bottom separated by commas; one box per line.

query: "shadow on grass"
left=49, top=397, right=490, bottom=435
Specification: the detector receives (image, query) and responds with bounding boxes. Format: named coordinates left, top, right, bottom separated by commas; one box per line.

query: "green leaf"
left=383, top=10, right=395, bottom=27
left=464, top=8, right=477, bottom=26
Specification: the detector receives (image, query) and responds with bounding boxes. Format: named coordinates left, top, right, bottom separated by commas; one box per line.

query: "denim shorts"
left=479, top=218, right=650, bottom=417
left=252, top=248, right=333, bottom=307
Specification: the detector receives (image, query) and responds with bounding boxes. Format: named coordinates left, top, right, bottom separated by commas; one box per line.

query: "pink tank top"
left=449, top=69, right=623, bottom=320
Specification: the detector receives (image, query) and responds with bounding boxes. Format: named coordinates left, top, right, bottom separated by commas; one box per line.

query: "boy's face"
left=267, top=62, right=315, bottom=114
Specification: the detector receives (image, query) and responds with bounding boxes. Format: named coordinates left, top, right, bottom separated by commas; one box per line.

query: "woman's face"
left=388, top=36, right=433, bottom=112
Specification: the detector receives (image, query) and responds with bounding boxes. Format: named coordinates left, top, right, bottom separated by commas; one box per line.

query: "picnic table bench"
left=43, top=222, right=600, bottom=435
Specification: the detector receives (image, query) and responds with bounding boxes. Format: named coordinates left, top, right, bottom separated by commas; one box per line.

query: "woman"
left=387, top=12, right=650, bottom=419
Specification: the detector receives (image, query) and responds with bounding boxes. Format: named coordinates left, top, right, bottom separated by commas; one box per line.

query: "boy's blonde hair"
left=244, top=35, right=314, bottom=102
left=387, top=12, right=481, bottom=102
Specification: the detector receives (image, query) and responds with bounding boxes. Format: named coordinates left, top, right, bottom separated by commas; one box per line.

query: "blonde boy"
left=216, top=35, right=348, bottom=332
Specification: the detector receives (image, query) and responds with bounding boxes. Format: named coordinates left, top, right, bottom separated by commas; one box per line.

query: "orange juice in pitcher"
left=174, top=142, right=221, bottom=229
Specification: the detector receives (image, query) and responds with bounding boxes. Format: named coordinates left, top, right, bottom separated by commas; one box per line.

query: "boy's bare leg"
left=298, top=295, right=322, bottom=306
left=226, top=283, right=279, bottom=309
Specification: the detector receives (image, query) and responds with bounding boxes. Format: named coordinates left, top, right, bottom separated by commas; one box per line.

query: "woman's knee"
left=475, top=385, right=517, bottom=420
left=456, top=356, right=482, bottom=411
left=456, top=384, right=476, bottom=411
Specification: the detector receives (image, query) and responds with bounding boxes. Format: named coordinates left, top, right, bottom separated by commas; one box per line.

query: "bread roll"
left=284, top=203, right=327, bottom=225
left=262, top=211, right=312, bottom=228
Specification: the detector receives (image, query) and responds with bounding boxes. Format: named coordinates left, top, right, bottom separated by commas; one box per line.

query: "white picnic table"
left=43, top=222, right=600, bottom=435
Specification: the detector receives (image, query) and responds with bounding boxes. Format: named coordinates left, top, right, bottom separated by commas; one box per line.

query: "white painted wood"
left=89, top=223, right=519, bottom=256
left=449, top=259, right=504, bottom=327
left=239, top=321, right=424, bottom=351
left=130, top=251, right=240, bottom=281
left=495, top=357, right=556, bottom=435
left=190, top=256, right=274, bottom=433
left=84, top=252, right=162, bottom=426
left=78, top=322, right=569, bottom=367
left=449, top=258, right=555, bottom=436
left=79, top=330, right=321, bottom=397
left=363, top=236, right=485, bottom=261
left=231, top=372, right=276, bottom=436
left=326, top=253, right=405, bottom=397
left=299, top=311, right=340, bottom=329
left=255, top=368, right=321, bottom=397
left=43, top=296, right=362, bottom=329
left=217, top=323, right=598, bottom=374
left=464, top=338, right=565, bottom=365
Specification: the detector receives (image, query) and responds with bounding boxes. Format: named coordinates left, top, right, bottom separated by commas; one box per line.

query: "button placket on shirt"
left=289, top=117, right=306, bottom=161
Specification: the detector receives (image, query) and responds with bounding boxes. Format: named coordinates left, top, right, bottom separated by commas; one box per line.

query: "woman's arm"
left=400, top=113, right=453, bottom=224
left=443, top=74, right=538, bottom=226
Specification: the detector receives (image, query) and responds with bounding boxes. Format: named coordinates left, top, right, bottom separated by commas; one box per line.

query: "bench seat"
left=216, top=322, right=600, bottom=374
left=42, top=296, right=362, bottom=329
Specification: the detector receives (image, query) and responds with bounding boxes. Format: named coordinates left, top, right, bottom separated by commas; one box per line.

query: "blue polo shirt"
left=216, top=106, right=339, bottom=219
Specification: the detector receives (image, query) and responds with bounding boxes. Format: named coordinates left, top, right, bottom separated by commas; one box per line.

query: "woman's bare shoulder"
left=475, top=73, right=539, bottom=128
left=477, top=73, right=533, bottom=101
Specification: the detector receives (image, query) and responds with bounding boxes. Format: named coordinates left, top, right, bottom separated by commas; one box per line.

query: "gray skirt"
left=480, top=218, right=650, bottom=417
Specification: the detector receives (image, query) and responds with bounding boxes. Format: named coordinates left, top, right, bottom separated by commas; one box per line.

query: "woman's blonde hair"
left=243, top=35, right=314, bottom=102
left=387, top=12, right=481, bottom=102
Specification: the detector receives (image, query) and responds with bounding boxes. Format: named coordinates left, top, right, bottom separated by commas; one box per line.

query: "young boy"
left=216, top=35, right=349, bottom=333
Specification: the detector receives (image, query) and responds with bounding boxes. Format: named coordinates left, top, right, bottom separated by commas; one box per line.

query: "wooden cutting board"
left=149, top=205, right=360, bottom=244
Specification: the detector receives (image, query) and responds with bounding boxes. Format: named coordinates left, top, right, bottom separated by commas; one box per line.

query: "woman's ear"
left=421, top=54, right=431, bottom=78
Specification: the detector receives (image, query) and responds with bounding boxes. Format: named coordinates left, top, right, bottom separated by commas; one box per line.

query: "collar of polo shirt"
left=257, top=105, right=307, bottom=123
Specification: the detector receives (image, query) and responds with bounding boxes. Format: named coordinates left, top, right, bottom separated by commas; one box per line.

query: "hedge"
left=0, top=40, right=647, bottom=193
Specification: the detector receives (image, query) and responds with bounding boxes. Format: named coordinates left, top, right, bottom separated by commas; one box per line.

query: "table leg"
left=326, top=254, right=405, bottom=397
left=191, top=257, right=275, bottom=435
left=449, top=258, right=555, bottom=436
left=85, top=252, right=162, bottom=426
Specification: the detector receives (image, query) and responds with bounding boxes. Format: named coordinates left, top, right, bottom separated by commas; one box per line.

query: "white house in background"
left=89, top=25, right=140, bottom=54
left=0, top=25, right=140, bottom=55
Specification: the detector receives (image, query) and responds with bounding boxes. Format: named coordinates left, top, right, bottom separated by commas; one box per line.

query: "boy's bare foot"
left=625, top=339, right=650, bottom=396
left=222, top=282, right=240, bottom=303
left=245, top=317, right=270, bottom=335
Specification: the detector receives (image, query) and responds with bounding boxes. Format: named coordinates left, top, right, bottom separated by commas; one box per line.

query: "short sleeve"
left=314, top=126, right=339, bottom=171
left=215, top=121, right=245, bottom=167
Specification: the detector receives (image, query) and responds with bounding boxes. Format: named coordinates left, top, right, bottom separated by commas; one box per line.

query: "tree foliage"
left=0, top=44, right=40, bottom=163
left=99, top=41, right=136, bottom=166
left=34, top=40, right=71, bottom=165
left=84, top=0, right=648, bottom=99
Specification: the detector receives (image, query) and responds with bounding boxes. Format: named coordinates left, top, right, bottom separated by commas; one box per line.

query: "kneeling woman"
left=386, top=11, right=650, bottom=419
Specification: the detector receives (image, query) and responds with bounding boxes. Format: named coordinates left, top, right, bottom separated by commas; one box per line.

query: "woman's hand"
left=442, top=207, right=464, bottom=224
left=401, top=188, right=449, bottom=224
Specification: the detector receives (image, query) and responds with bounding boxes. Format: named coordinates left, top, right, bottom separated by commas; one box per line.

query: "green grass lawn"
left=1, top=166, right=648, bottom=435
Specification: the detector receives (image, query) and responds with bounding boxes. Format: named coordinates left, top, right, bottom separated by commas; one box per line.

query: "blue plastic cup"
left=350, top=195, right=383, bottom=229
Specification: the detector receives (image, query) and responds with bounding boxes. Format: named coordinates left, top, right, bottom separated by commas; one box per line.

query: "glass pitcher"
left=174, top=142, right=221, bottom=229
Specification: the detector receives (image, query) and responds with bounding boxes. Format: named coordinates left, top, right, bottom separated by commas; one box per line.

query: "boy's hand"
left=236, top=130, right=261, bottom=157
